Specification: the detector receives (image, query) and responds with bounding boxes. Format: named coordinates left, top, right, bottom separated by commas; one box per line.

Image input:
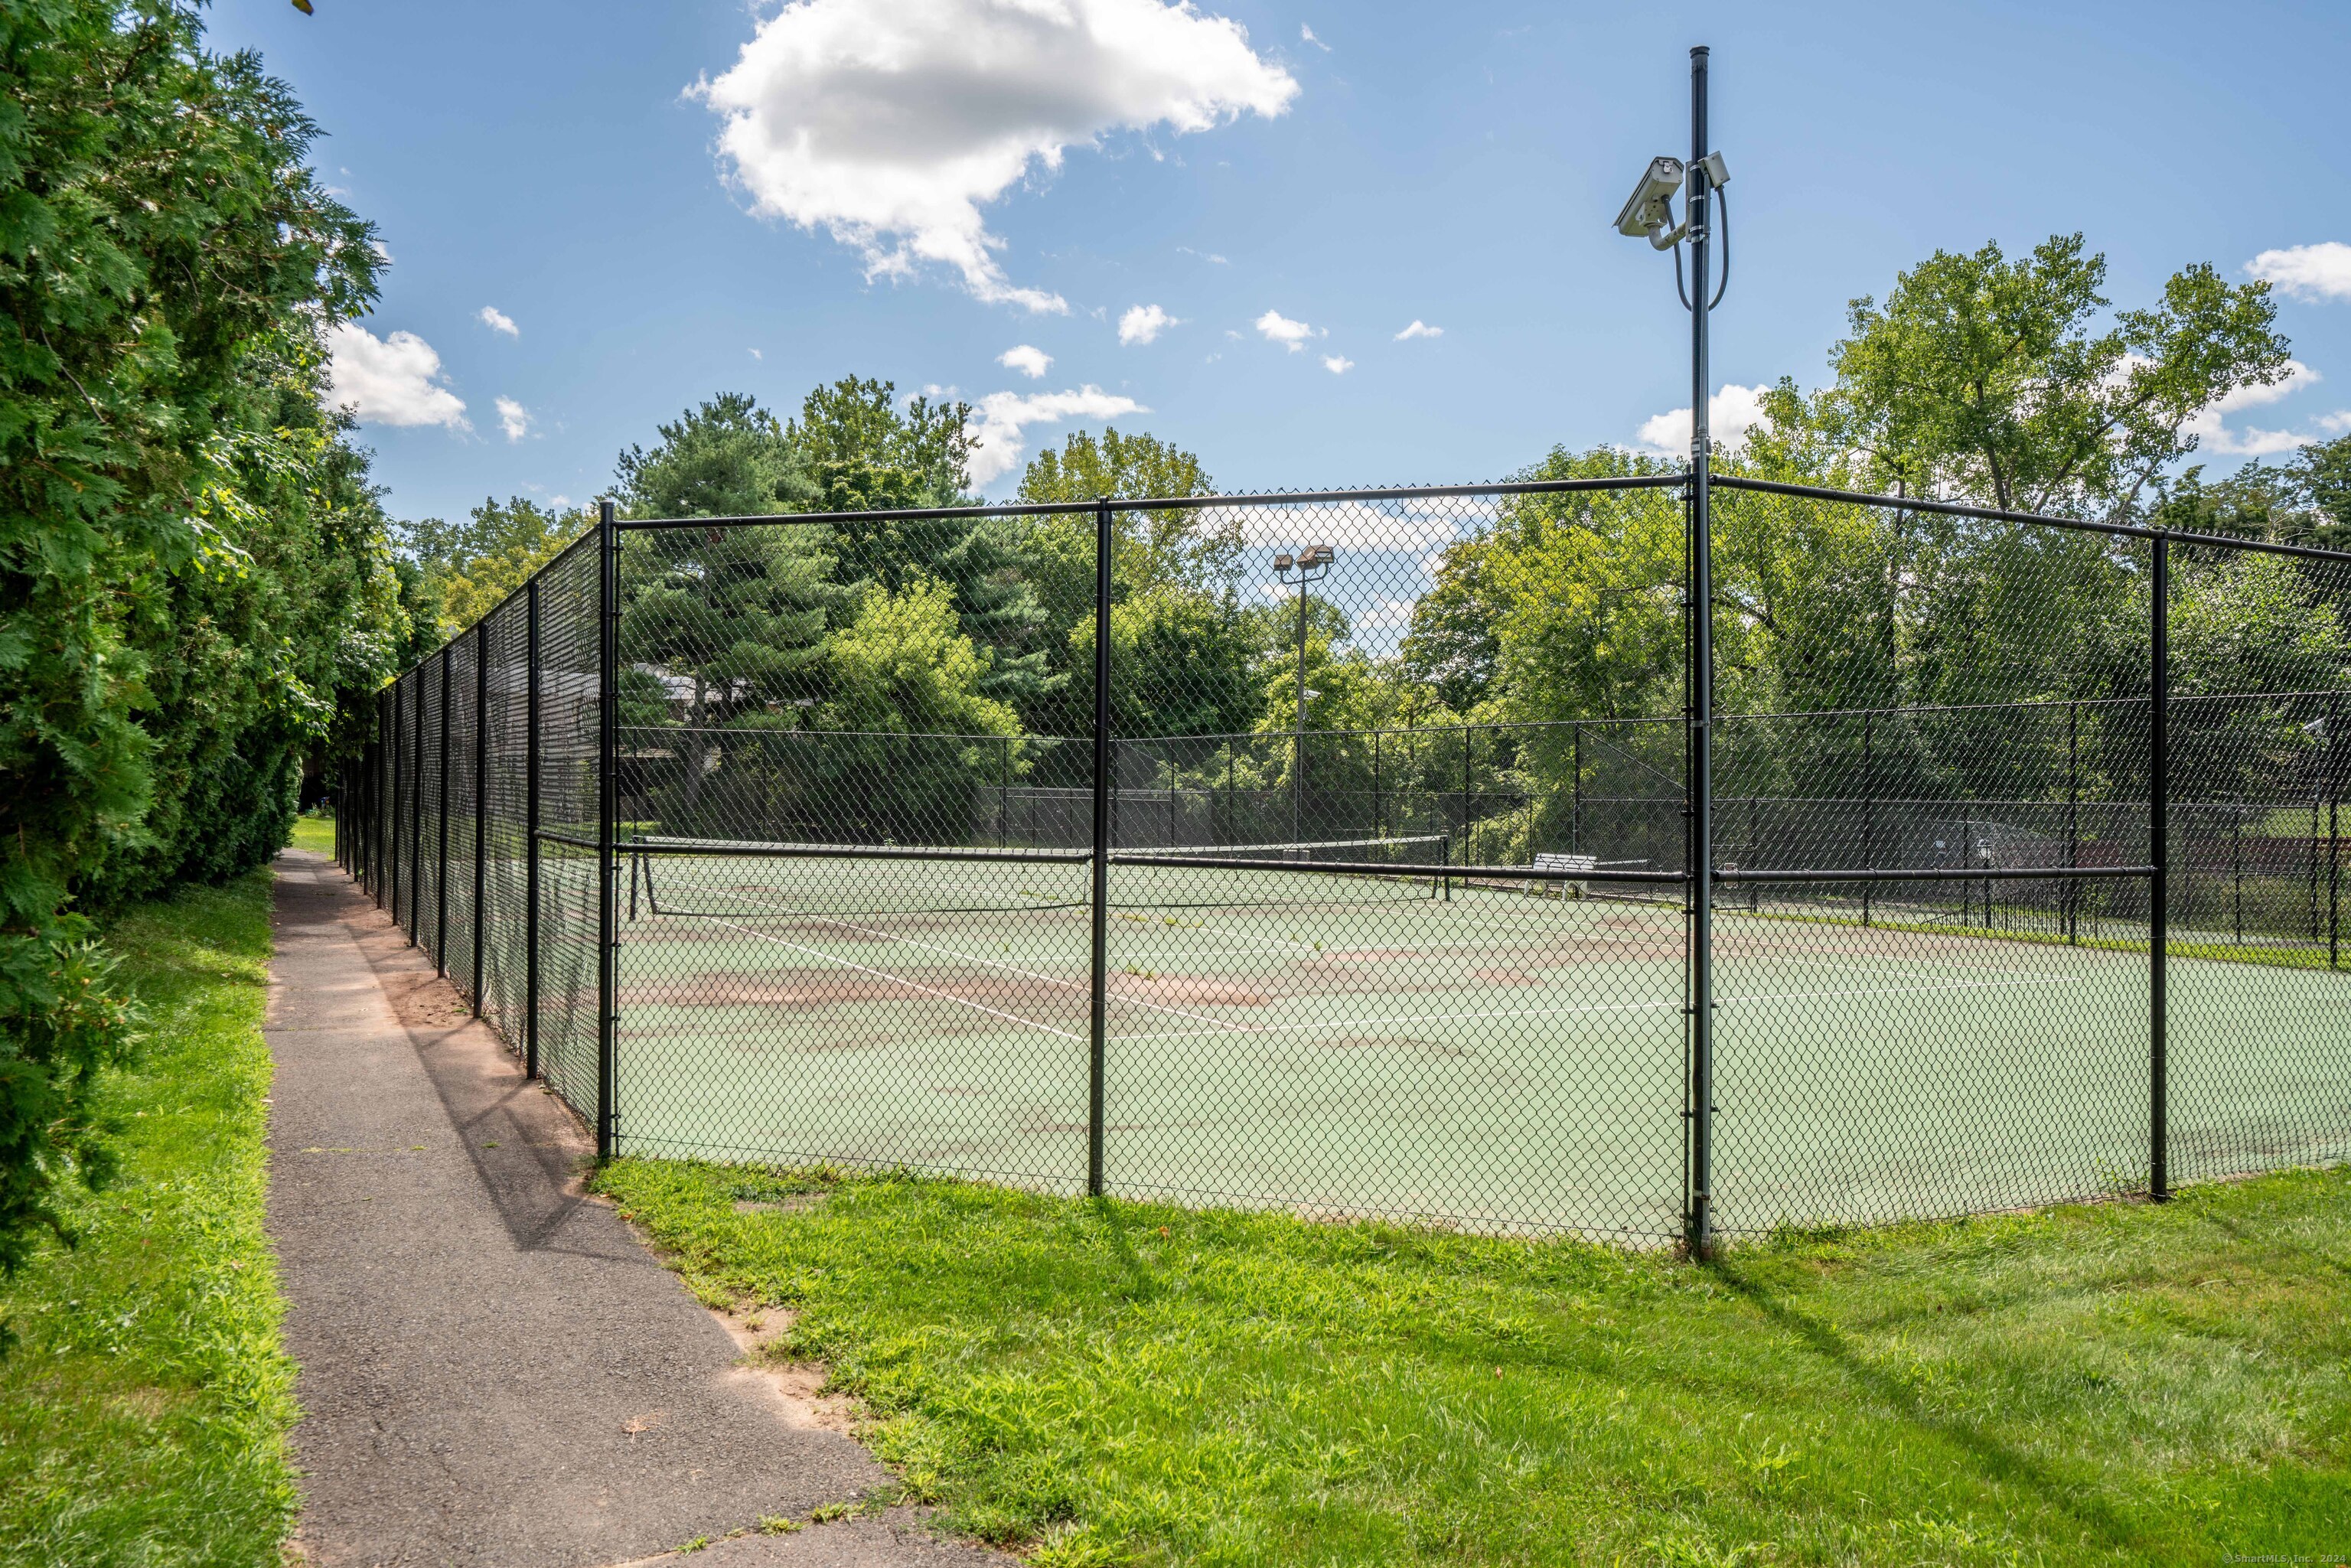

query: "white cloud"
left=1394, top=318, right=1442, bottom=341
left=1299, top=22, right=1329, bottom=50
left=969, top=384, right=1148, bottom=484
left=2247, top=242, right=2351, bottom=303
left=1254, top=308, right=1319, bottom=350
left=1177, top=245, right=1228, bottom=265
left=1119, top=303, right=1176, bottom=345
left=1635, top=383, right=1770, bottom=455
left=1321, top=354, right=1353, bottom=375
left=691, top=0, right=1297, bottom=313
left=2319, top=411, right=2351, bottom=435
left=478, top=305, right=519, bottom=337
left=749, top=347, right=764, bottom=360
left=324, top=323, right=468, bottom=430
left=2184, top=359, right=2328, bottom=455
left=495, top=396, right=531, bottom=442
left=998, top=344, right=1053, bottom=378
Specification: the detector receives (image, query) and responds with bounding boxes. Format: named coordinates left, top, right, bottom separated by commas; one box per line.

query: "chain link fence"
left=333, top=475, right=2351, bottom=1245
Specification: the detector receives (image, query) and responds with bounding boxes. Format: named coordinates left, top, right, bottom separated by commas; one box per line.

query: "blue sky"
left=209, top=0, right=2351, bottom=523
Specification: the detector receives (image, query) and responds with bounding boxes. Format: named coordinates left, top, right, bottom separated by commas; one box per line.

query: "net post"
left=1684, top=43, right=1718, bottom=1259
left=2150, top=530, right=2170, bottom=1202
left=1088, top=494, right=1112, bottom=1198
left=525, top=575, right=542, bottom=1081
left=471, top=619, right=489, bottom=1015
left=597, top=497, right=619, bottom=1162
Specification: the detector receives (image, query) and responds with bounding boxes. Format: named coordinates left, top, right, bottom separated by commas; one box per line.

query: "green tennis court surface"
left=607, top=851, right=2351, bottom=1240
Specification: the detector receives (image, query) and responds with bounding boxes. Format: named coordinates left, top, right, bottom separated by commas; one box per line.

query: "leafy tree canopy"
left=1770, top=234, right=2287, bottom=519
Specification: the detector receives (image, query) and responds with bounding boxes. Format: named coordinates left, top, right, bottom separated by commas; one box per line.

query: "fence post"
left=2233, top=798, right=2244, bottom=945
left=436, top=650, right=452, bottom=975
left=1087, top=495, right=1112, bottom=1198
left=2150, top=530, right=2170, bottom=1202
left=525, top=577, right=541, bottom=1081
left=1860, top=713, right=1874, bottom=928
left=373, top=707, right=384, bottom=901
left=597, top=499, right=619, bottom=1161
left=1571, top=723, right=1583, bottom=857
left=410, top=670, right=426, bottom=947
left=471, top=621, right=489, bottom=1013
left=2331, top=693, right=2342, bottom=969
left=1374, top=728, right=1384, bottom=841
left=2068, top=702, right=2080, bottom=944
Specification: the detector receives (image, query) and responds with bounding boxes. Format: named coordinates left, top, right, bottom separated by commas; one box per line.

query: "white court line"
left=688, top=885, right=1256, bottom=1036
left=1719, top=972, right=2085, bottom=1006
left=1113, top=969, right=2087, bottom=1045
left=690, top=914, right=1084, bottom=1042
left=1114, top=995, right=1681, bottom=1043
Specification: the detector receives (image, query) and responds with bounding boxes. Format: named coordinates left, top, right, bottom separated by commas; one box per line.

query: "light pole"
left=1615, top=44, right=1730, bottom=1259
left=1273, top=544, right=1335, bottom=843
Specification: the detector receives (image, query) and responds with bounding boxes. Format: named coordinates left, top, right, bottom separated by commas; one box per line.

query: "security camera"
left=1614, top=155, right=1687, bottom=249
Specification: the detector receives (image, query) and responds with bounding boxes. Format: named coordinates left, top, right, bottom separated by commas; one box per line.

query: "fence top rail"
left=1118, top=688, right=2351, bottom=748
left=1713, top=475, right=2351, bottom=566
left=610, top=473, right=1691, bottom=533
left=618, top=722, right=1087, bottom=746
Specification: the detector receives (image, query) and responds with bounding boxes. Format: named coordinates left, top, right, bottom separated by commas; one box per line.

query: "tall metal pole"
left=1684, top=44, right=1719, bottom=1258
left=597, top=499, right=619, bottom=1161
left=525, top=577, right=542, bottom=1081
left=2150, top=532, right=2170, bottom=1202
left=1088, top=495, right=1113, bottom=1197
left=471, top=620, right=489, bottom=1014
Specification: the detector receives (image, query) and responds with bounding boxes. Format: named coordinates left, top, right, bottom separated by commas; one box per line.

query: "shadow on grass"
left=2193, top=1199, right=2351, bottom=1283
left=1711, top=1258, right=2152, bottom=1560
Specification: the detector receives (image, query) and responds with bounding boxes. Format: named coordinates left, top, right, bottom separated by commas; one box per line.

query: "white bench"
left=1531, top=851, right=1597, bottom=895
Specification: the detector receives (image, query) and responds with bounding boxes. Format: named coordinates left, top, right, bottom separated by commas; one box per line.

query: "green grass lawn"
left=599, top=1159, right=2351, bottom=1568
left=0, top=869, right=297, bottom=1566
left=288, top=813, right=334, bottom=856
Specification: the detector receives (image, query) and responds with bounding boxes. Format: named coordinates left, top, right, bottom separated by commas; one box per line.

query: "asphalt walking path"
left=265, top=849, right=1007, bottom=1568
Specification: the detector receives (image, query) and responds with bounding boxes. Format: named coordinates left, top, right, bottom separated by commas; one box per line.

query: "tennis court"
left=604, top=841, right=2351, bottom=1237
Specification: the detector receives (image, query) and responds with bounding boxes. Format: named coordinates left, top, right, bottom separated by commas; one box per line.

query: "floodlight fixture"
left=1615, top=155, right=1687, bottom=249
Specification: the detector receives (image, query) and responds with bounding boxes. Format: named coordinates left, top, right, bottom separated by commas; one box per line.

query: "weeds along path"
left=265, top=849, right=1003, bottom=1567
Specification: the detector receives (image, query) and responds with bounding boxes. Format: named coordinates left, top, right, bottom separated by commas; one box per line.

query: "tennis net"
left=627, top=832, right=1453, bottom=922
